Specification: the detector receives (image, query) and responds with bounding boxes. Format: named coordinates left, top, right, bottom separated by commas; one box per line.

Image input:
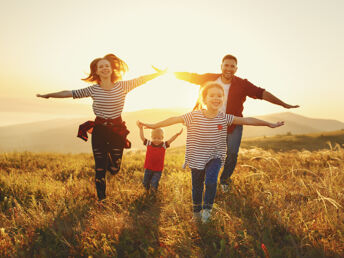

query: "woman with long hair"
left=37, top=53, right=166, bottom=201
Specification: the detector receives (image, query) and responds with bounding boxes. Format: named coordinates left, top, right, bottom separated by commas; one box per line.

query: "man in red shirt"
left=174, top=54, right=299, bottom=192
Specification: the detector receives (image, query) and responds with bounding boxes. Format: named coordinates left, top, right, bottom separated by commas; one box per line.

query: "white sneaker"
left=220, top=184, right=229, bottom=193
left=193, top=211, right=202, bottom=222
left=201, top=209, right=212, bottom=223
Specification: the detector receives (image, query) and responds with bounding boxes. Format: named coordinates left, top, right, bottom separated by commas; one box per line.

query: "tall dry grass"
left=0, top=145, right=343, bottom=257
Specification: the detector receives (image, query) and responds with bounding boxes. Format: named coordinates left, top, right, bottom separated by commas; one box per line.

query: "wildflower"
left=261, top=243, right=270, bottom=258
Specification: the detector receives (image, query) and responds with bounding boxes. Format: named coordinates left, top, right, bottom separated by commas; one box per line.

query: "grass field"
left=0, top=131, right=344, bottom=257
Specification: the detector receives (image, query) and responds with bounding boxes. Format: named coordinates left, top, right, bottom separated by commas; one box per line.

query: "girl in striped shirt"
left=37, top=53, right=165, bottom=201
left=139, top=82, right=284, bottom=223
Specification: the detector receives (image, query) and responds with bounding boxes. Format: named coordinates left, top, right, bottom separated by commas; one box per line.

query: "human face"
left=204, top=87, right=224, bottom=112
left=151, top=131, right=164, bottom=145
left=221, top=58, right=237, bottom=82
left=96, top=59, right=112, bottom=79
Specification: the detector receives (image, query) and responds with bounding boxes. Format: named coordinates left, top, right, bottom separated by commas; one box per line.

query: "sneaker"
left=201, top=209, right=212, bottom=223
left=220, top=184, right=229, bottom=193
left=193, top=211, right=202, bottom=222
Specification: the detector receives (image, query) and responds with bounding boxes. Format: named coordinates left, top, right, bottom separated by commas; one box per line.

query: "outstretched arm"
left=36, top=91, right=73, bottom=99
left=262, top=90, right=299, bottom=109
left=173, top=72, right=219, bottom=86
left=139, top=116, right=184, bottom=129
left=139, top=66, right=167, bottom=82
left=123, top=66, right=167, bottom=93
left=136, top=121, right=145, bottom=142
left=233, top=116, right=284, bottom=128
left=166, top=128, right=183, bottom=146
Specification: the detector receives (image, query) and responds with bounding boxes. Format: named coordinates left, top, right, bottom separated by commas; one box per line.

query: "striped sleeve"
left=225, top=114, right=234, bottom=126
left=182, top=112, right=194, bottom=127
left=72, top=86, right=93, bottom=99
left=118, top=78, right=145, bottom=94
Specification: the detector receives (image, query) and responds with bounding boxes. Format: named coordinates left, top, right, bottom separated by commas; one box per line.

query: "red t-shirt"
left=144, top=139, right=170, bottom=172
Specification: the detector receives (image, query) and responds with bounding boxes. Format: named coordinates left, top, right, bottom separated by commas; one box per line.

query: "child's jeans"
left=191, top=158, right=222, bottom=212
left=143, top=169, right=162, bottom=190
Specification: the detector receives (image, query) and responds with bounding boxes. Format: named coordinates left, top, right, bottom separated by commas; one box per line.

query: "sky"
left=1, top=0, right=343, bottom=126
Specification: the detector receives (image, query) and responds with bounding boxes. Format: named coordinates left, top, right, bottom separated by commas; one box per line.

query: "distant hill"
left=242, top=112, right=344, bottom=138
left=0, top=110, right=343, bottom=153
left=241, top=130, right=344, bottom=152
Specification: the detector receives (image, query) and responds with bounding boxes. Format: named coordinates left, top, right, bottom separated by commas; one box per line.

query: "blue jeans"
left=143, top=169, right=162, bottom=190
left=220, top=125, right=243, bottom=185
left=191, top=158, right=222, bottom=212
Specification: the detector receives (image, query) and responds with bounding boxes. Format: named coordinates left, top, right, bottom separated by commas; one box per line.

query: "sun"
left=123, top=71, right=200, bottom=112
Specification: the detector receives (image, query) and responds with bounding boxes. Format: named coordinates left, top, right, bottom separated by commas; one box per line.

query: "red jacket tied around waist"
left=77, top=116, right=131, bottom=149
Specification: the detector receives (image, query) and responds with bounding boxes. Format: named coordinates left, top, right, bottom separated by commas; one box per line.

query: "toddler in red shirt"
left=137, top=121, right=182, bottom=191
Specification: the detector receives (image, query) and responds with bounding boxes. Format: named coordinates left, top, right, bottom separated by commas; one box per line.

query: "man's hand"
left=283, top=103, right=300, bottom=109
left=268, top=121, right=285, bottom=128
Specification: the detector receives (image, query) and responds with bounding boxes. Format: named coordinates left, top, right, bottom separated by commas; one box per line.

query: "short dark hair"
left=222, top=54, right=237, bottom=64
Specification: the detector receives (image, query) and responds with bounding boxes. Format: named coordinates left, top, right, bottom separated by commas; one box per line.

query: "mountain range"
left=0, top=109, right=343, bottom=153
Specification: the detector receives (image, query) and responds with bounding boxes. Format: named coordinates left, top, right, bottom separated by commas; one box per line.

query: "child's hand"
left=136, top=121, right=143, bottom=128
left=269, top=121, right=284, bottom=128
left=177, top=128, right=183, bottom=135
left=141, top=123, right=156, bottom=129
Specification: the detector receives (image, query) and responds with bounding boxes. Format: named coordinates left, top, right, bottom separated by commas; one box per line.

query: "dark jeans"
left=92, top=124, right=124, bottom=201
left=143, top=169, right=162, bottom=190
left=191, top=158, right=222, bottom=212
left=220, top=125, right=243, bottom=185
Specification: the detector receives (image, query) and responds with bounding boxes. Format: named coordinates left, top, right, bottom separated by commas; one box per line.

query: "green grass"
left=242, top=130, right=344, bottom=151
left=0, top=135, right=344, bottom=257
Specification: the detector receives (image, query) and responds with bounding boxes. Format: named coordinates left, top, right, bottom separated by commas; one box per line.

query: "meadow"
left=0, top=132, right=344, bottom=257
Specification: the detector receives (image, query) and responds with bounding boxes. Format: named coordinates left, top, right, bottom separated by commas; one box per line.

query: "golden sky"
left=1, top=0, right=343, bottom=126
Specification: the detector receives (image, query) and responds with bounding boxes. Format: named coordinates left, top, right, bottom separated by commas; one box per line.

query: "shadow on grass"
left=26, top=197, right=94, bottom=257
left=219, top=187, right=341, bottom=258
left=115, top=192, right=164, bottom=257
left=173, top=204, right=239, bottom=257
left=193, top=221, right=239, bottom=257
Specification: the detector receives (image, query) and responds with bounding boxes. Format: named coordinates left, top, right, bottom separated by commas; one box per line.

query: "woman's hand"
left=36, top=91, right=72, bottom=98
left=140, top=122, right=157, bottom=129
left=152, top=66, right=168, bottom=75
left=36, top=93, right=50, bottom=99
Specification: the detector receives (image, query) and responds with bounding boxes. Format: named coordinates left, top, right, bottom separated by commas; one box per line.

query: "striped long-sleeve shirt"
left=182, top=110, right=234, bottom=170
left=72, top=78, right=146, bottom=119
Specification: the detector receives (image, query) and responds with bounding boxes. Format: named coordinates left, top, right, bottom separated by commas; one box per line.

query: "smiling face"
left=221, top=58, right=237, bottom=82
left=96, top=59, right=112, bottom=79
left=203, top=86, right=224, bottom=112
left=151, top=128, right=164, bottom=145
